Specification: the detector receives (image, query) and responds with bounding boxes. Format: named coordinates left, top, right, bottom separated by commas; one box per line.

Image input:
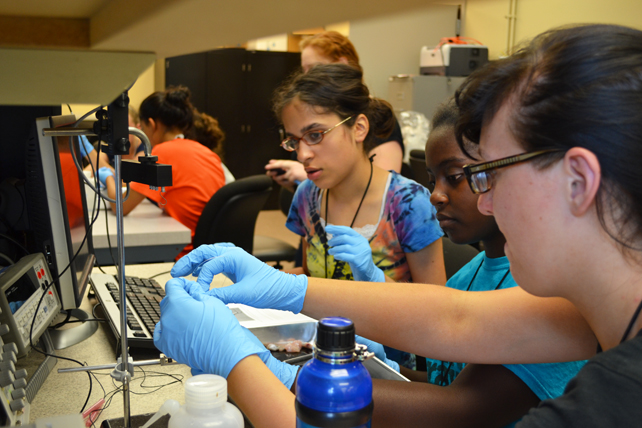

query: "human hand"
left=171, top=244, right=308, bottom=313
left=187, top=305, right=298, bottom=389
left=355, top=335, right=400, bottom=373
left=173, top=243, right=237, bottom=280
left=154, top=277, right=294, bottom=381
left=96, top=167, right=114, bottom=187
left=326, top=225, right=385, bottom=283
left=265, top=160, right=307, bottom=191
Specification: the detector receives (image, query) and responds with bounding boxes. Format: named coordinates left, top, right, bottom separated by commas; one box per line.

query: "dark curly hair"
left=139, top=85, right=194, bottom=132
left=185, top=110, right=226, bottom=161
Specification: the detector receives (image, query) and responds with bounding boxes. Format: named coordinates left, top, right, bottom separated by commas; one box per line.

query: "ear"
left=563, top=147, right=601, bottom=217
left=337, top=56, right=350, bottom=66
left=352, top=114, right=369, bottom=144
left=146, top=117, right=157, bottom=132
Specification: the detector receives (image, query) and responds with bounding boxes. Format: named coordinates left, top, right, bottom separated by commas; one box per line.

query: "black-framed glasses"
left=463, top=149, right=564, bottom=194
left=280, top=116, right=352, bottom=152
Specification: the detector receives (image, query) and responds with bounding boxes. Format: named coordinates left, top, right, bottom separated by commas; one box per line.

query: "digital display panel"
left=5, top=271, right=37, bottom=314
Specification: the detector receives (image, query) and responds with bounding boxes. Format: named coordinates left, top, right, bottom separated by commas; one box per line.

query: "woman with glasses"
left=155, top=24, right=642, bottom=427
left=279, top=64, right=446, bottom=370
left=275, top=63, right=444, bottom=284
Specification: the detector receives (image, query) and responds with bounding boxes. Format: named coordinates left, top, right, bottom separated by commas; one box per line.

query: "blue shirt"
left=425, top=252, right=587, bottom=428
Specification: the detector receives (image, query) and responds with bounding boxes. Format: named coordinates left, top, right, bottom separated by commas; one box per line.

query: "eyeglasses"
left=463, top=149, right=564, bottom=194
left=280, top=116, right=352, bottom=152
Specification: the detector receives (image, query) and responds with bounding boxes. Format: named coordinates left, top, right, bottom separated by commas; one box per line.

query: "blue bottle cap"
left=317, top=317, right=355, bottom=352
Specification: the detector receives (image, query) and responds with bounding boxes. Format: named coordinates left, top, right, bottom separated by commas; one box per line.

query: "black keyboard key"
left=107, top=274, right=166, bottom=345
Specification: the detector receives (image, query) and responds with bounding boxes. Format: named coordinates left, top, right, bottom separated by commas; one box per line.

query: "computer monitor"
left=23, top=114, right=98, bottom=347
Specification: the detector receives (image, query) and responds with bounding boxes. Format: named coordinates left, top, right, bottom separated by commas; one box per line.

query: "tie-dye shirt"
left=286, top=172, right=442, bottom=282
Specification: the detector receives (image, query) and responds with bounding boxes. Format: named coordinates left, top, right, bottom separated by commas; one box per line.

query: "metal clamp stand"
left=112, top=152, right=133, bottom=425
left=43, top=92, right=172, bottom=428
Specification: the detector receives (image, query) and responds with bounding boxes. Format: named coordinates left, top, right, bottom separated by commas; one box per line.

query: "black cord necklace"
left=440, top=257, right=510, bottom=386
left=596, top=293, right=642, bottom=354
left=324, top=158, right=374, bottom=279
left=621, top=300, right=642, bottom=343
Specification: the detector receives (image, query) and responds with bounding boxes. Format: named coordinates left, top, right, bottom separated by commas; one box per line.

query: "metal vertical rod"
left=114, top=154, right=131, bottom=427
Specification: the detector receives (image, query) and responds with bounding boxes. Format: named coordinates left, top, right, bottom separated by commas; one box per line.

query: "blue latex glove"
left=96, top=167, right=114, bottom=187
left=172, top=244, right=308, bottom=314
left=78, top=135, right=95, bottom=157
left=355, top=335, right=400, bottom=372
left=326, top=225, right=385, bottom=283
left=190, top=328, right=298, bottom=389
left=154, top=277, right=298, bottom=387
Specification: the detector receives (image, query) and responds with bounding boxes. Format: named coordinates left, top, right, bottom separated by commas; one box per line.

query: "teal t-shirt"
left=425, top=252, right=587, bottom=428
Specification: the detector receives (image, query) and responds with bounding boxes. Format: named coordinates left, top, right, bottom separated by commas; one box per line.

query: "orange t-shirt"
left=58, top=152, right=85, bottom=229
left=129, top=138, right=225, bottom=258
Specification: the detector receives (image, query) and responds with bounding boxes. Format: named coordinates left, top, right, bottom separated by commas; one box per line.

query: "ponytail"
left=139, top=85, right=194, bottom=132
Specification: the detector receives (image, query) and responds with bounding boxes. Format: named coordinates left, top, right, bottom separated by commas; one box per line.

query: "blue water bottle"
left=295, top=317, right=374, bottom=428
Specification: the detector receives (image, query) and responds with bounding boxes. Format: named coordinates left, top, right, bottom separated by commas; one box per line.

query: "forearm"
left=372, top=379, right=475, bottom=428
left=106, top=177, right=117, bottom=213
left=228, top=356, right=296, bottom=428
left=408, top=239, right=447, bottom=286
left=372, top=363, right=540, bottom=428
left=106, top=179, right=145, bottom=215
left=302, top=279, right=596, bottom=363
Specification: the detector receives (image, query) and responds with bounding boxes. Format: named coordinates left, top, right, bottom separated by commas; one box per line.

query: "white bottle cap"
left=185, top=374, right=227, bottom=410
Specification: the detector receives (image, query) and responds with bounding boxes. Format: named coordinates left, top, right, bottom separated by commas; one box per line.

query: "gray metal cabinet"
left=388, top=75, right=466, bottom=120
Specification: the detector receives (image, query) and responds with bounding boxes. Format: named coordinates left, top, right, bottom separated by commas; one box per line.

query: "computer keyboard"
left=90, top=273, right=165, bottom=349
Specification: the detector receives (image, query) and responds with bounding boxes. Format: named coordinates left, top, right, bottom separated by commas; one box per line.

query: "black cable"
left=49, top=310, right=72, bottom=329
left=101, top=196, right=118, bottom=267
left=84, top=366, right=184, bottom=427
left=0, top=233, right=29, bottom=256
left=91, top=301, right=102, bottom=319
left=149, top=270, right=171, bottom=279
left=87, top=371, right=107, bottom=428
left=25, top=127, right=106, bottom=413
left=0, top=213, right=13, bottom=232
left=0, top=252, right=14, bottom=266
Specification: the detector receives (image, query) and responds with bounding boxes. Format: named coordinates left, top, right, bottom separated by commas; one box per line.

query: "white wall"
left=350, top=4, right=459, bottom=100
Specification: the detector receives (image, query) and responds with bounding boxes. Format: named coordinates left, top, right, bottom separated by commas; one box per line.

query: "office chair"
left=409, top=149, right=431, bottom=188
left=400, top=162, right=415, bottom=180
left=193, top=175, right=296, bottom=268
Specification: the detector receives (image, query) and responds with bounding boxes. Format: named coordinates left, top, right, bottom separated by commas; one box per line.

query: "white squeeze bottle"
left=141, top=374, right=244, bottom=428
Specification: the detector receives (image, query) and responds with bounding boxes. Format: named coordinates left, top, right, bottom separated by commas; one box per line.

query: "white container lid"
left=185, top=374, right=227, bottom=409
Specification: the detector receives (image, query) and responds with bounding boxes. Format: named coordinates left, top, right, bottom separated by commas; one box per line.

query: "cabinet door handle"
left=247, top=125, right=251, bottom=133
left=241, top=125, right=245, bottom=133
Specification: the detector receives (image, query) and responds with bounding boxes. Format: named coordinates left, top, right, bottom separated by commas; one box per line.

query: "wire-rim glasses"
left=280, top=116, right=352, bottom=152
left=463, top=149, right=564, bottom=194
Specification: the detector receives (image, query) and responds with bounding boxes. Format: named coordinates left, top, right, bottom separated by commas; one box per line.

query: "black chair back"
left=442, top=237, right=480, bottom=279
left=193, top=175, right=273, bottom=253
left=409, top=149, right=430, bottom=188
